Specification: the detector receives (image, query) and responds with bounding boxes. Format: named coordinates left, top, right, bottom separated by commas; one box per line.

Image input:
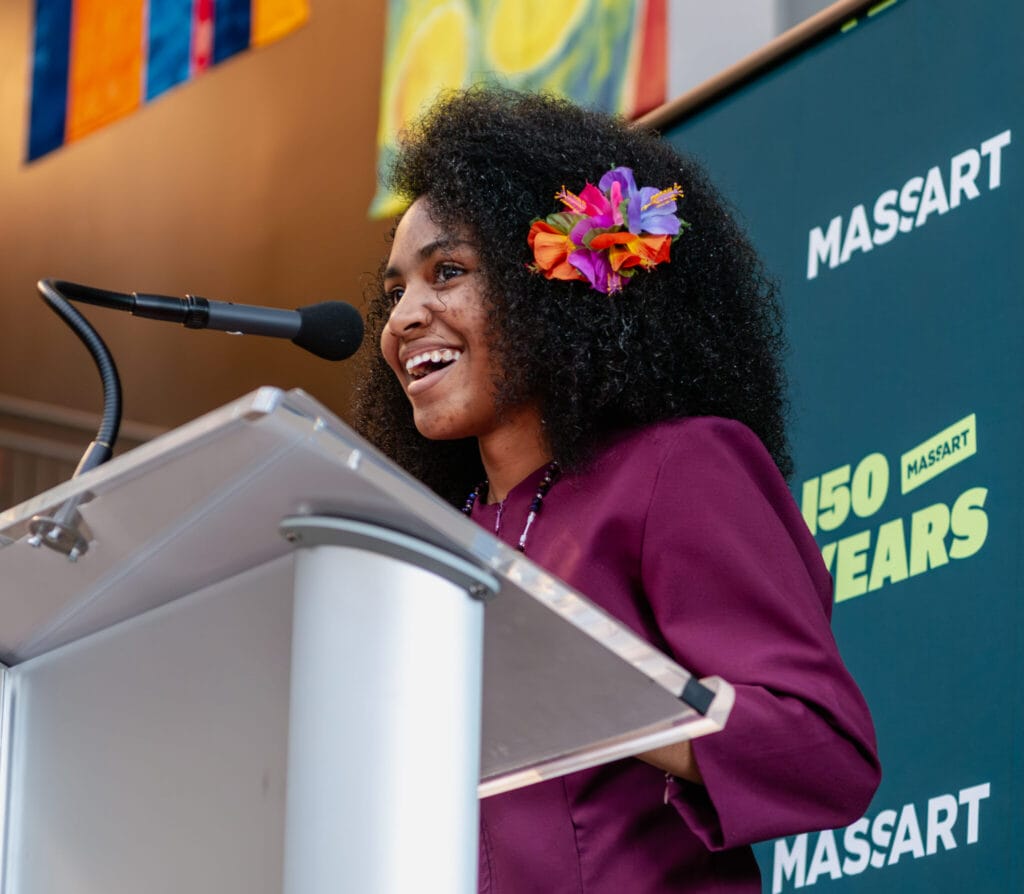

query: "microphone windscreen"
left=294, top=301, right=365, bottom=361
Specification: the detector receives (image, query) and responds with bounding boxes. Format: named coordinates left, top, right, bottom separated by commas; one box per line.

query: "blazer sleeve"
left=639, top=418, right=881, bottom=849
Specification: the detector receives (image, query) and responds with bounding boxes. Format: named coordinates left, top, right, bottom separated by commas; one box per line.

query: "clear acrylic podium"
left=0, top=388, right=733, bottom=893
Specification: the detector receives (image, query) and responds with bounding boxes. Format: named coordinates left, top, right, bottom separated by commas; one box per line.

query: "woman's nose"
left=388, top=286, right=439, bottom=334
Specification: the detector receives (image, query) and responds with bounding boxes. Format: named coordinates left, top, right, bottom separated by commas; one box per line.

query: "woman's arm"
left=639, top=418, right=880, bottom=848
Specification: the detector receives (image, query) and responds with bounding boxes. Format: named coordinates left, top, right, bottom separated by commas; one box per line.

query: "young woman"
left=355, top=88, right=880, bottom=893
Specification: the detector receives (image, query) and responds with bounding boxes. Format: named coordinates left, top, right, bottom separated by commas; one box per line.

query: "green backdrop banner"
left=663, top=1, right=1021, bottom=891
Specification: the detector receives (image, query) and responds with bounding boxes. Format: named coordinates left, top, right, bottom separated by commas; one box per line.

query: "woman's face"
left=381, top=197, right=512, bottom=443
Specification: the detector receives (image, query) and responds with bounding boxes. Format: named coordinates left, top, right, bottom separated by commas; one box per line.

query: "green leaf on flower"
left=579, top=225, right=617, bottom=248
left=545, top=212, right=582, bottom=233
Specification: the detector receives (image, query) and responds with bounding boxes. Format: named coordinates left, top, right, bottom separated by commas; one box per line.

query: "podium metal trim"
left=280, top=515, right=500, bottom=600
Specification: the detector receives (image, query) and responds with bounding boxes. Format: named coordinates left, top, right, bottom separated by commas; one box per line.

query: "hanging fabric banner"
left=27, top=0, right=310, bottom=162
left=370, top=0, right=667, bottom=218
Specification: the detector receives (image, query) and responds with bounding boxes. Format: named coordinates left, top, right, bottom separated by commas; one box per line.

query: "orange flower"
left=528, top=220, right=585, bottom=282
left=589, top=232, right=672, bottom=272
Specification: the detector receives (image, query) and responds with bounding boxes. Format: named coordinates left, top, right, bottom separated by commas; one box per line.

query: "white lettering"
left=958, top=782, right=990, bottom=844
left=888, top=802, right=925, bottom=864
left=841, top=818, right=871, bottom=875
left=869, top=809, right=896, bottom=868
left=807, top=216, right=843, bottom=280
left=915, top=165, right=950, bottom=227
left=840, top=204, right=874, bottom=264
left=772, top=782, right=991, bottom=891
left=980, top=130, right=1011, bottom=188
left=926, top=793, right=958, bottom=854
left=772, top=835, right=807, bottom=894
left=806, top=829, right=843, bottom=884
left=806, top=128, right=1010, bottom=280
left=872, top=189, right=900, bottom=245
left=898, top=176, right=922, bottom=233
left=949, top=148, right=981, bottom=208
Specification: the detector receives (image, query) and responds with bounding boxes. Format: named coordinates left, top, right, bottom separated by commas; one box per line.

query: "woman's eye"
left=435, top=262, right=464, bottom=284
left=386, top=286, right=404, bottom=307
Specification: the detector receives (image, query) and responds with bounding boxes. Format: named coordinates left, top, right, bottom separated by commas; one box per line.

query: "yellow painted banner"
left=371, top=0, right=665, bottom=217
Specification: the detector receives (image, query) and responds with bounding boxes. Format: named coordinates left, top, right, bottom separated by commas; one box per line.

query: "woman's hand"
left=639, top=739, right=704, bottom=785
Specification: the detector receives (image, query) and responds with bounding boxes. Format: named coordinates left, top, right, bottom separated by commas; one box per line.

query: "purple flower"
left=598, top=166, right=638, bottom=198
left=627, top=185, right=683, bottom=236
left=568, top=215, right=598, bottom=249
left=569, top=247, right=625, bottom=294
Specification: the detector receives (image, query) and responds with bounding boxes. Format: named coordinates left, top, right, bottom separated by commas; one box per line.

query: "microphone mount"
left=27, top=279, right=121, bottom=560
left=28, top=278, right=363, bottom=560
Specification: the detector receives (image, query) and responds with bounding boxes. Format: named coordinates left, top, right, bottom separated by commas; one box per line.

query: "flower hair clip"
left=527, top=166, right=690, bottom=295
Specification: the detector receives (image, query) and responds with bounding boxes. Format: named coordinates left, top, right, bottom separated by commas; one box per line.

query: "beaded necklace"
left=461, top=461, right=560, bottom=553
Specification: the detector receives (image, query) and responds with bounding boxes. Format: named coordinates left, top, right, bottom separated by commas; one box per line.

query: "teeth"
left=405, top=349, right=461, bottom=376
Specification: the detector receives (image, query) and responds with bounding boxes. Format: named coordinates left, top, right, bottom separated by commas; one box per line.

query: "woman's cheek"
left=380, top=329, right=401, bottom=377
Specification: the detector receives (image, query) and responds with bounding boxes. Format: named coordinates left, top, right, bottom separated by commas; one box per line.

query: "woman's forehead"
left=390, top=200, right=474, bottom=259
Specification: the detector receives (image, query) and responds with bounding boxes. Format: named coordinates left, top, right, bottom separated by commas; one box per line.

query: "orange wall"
left=0, top=1, right=392, bottom=430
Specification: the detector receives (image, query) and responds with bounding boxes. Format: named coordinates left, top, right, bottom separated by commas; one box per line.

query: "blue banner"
left=27, top=0, right=72, bottom=160
left=146, top=0, right=193, bottom=100
left=664, top=1, right=1021, bottom=890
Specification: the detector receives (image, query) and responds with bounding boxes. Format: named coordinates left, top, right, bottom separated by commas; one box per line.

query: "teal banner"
left=664, top=1, right=1021, bottom=891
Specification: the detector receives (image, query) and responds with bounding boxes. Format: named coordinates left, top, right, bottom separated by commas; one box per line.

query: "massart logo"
left=770, top=783, right=990, bottom=892
left=799, top=414, right=986, bottom=603
left=805, top=128, right=1011, bottom=280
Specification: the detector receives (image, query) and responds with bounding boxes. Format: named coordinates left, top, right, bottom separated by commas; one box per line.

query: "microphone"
left=132, top=292, right=365, bottom=361
left=50, top=280, right=365, bottom=361
left=31, top=278, right=365, bottom=558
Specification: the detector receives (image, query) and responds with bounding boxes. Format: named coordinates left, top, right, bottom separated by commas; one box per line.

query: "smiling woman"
left=380, top=197, right=549, bottom=498
left=353, top=88, right=880, bottom=894
left=357, top=88, right=800, bottom=506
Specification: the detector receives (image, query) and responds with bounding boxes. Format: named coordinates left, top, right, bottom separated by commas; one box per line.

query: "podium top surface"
left=0, top=388, right=731, bottom=790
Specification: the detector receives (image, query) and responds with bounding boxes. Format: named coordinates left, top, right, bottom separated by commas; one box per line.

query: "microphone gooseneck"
left=30, top=279, right=125, bottom=560
left=30, top=278, right=365, bottom=560
left=36, top=280, right=122, bottom=474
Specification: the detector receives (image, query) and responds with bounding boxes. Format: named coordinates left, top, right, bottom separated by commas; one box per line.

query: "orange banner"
left=66, top=0, right=145, bottom=143
left=253, top=0, right=310, bottom=48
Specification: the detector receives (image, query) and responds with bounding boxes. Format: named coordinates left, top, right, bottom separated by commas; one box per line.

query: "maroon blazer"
left=470, top=417, right=880, bottom=893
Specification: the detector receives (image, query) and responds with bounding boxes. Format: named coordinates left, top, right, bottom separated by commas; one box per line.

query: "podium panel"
left=2, top=557, right=294, bottom=893
left=0, top=388, right=732, bottom=892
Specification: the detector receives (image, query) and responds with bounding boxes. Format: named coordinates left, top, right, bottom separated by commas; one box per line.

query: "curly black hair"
left=353, top=87, right=791, bottom=505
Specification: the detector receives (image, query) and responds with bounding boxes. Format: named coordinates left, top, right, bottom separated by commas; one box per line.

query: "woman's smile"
left=404, top=346, right=462, bottom=395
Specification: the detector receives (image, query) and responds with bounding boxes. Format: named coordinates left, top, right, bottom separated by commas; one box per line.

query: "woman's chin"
left=412, top=410, right=474, bottom=442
